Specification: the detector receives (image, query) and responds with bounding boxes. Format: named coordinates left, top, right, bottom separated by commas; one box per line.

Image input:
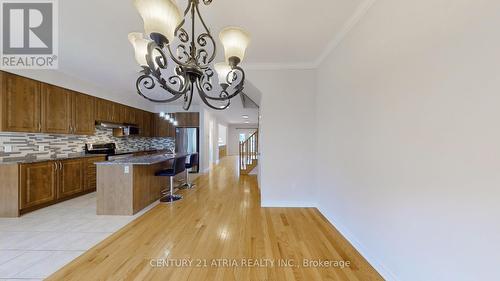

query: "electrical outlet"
left=124, top=166, right=130, bottom=174
left=38, top=145, right=45, bottom=152
left=4, top=145, right=12, bottom=153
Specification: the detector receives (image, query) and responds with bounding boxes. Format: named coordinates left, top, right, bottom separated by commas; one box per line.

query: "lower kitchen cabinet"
left=58, top=158, right=84, bottom=199
left=19, top=161, right=57, bottom=210
left=84, top=156, right=106, bottom=191
left=1, top=156, right=106, bottom=216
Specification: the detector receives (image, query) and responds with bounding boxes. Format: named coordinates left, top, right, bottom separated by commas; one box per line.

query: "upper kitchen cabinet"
left=40, top=84, right=95, bottom=135
left=95, top=98, right=112, bottom=122
left=120, top=106, right=138, bottom=125
left=0, top=71, right=42, bottom=132
left=41, top=83, right=72, bottom=134
left=174, top=112, right=200, bottom=127
left=154, top=114, right=175, bottom=138
left=72, top=92, right=95, bottom=135
left=140, top=111, right=153, bottom=137
left=96, top=98, right=120, bottom=123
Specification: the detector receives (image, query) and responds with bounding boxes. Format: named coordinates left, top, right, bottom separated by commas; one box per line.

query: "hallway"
left=47, top=156, right=382, bottom=281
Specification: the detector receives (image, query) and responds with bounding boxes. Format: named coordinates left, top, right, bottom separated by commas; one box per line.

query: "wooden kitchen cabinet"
left=84, top=156, right=106, bottom=191
left=95, top=98, right=119, bottom=123
left=117, top=106, right=139, bottom=125
left=0, top=71, right=160, bottom=136
left=41, top=85, right=95, bottom=135
left=19, top=161, right=57, bottom=210
left=95, top=98, right=110, bottom=122
left=58, top=158, right=84, bottom=199
left=141, top=111, right=153, bottom=137
left=174, top=112, right=200, bottom=127
left=41, top=83, right=72, bottom=134
left=6, top=156, right=103, bottom=216
left=0, top=71, right=42, bottom=132
left=154, top=115, right=175, bottom=138
left=72, top=92, right=96, bottom=135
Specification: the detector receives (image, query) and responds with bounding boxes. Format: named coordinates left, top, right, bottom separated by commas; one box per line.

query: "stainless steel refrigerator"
left=175, top=127, right=199, bottom=172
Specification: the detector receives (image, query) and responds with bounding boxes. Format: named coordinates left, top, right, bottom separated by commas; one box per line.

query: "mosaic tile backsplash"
left=0, top=127, right=175, bottom=163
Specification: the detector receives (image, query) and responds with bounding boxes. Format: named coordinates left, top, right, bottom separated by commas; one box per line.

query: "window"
left=239, top=133, right=246, bottom=142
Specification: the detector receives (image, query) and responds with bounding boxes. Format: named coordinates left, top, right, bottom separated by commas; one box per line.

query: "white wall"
left=199, top=108, right=228, bottom=172
left=227, top=124, right=258, bottom=156
left=218, top=124, right=228, bottom=146
left=315, top=0, right=500, bottom=280
left=247, top=69, right=317, bottom=207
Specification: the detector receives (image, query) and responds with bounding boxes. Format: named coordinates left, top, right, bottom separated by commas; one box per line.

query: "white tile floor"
left=0, top=192, right=158, bottom=280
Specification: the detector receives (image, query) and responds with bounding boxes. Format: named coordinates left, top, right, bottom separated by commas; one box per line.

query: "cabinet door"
left=19, top=162, right=57, bottom=210
left=41, top=84, right=71, bottom=134
left=141, top=112, right=152, bottom=137
left=84, top=156, right=105, bottom=191
left=58, top=159, right=84, bottom=199
left=128, top=108, right=138, bottom=125
left=155, top=115, right=167, bottom=137
left=110, top=102, right=121, bottom=123
left=118, top=105, right=128, bottom=124
left=0, top=72, right=41, bottom=132
left=95, top=98, right=112, bottom=122
left=174, top=112, right=200, bottom=127
left=72, top=92, right=95, bottom=135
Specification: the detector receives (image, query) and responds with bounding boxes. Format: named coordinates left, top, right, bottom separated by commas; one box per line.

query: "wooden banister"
left=239, top=130, right=259, bottom=175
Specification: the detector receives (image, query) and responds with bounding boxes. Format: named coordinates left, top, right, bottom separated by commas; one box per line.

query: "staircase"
left=239, top=130, right=258, bottom=175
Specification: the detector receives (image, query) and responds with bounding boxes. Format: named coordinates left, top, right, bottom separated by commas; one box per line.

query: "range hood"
left=96, top=121, right=128, bottom=129
left=96, top=121, right=140, bottom=137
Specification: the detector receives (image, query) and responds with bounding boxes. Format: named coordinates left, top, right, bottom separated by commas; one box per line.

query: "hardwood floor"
left=47, top=156, right=383, bottom=281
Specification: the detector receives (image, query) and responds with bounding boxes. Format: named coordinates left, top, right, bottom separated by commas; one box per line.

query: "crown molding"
left=242, top=62, right=317, bottom=71
left=313, top=0, right=377, bottom=68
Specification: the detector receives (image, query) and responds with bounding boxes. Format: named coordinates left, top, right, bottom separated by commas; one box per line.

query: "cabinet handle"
left=38, top=123, right=41, bottom=132
left=59, top=162, right=62, bottom=170
left=54, top=162, right=58, bottom=171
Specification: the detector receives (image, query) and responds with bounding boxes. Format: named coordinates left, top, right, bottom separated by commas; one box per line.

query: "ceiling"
left=53, top=0, right=365, bottom=122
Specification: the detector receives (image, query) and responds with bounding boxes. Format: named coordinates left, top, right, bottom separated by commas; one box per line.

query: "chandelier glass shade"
left=130, top=0, right=250, bottom=111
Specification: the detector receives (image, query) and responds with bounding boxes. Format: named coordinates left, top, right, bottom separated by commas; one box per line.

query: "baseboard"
left=317, top=205, right=400, bottom=281
left=261, top=200, right=317, bottom=208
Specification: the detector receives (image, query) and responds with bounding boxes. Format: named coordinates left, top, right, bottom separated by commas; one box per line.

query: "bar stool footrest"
left=160, top=194, right=183, bottom=203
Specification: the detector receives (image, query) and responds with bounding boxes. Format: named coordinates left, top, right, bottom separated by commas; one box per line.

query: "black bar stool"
left=155, top=155, right=187, bottom=203
left=182, top=153, right=199, bottom=189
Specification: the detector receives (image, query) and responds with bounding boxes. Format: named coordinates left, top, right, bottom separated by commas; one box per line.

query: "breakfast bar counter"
left=95, top=153, right=187, bottom=215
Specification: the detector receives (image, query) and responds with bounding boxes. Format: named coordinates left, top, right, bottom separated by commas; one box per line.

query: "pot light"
left=242, top=115, right=249, bottom=119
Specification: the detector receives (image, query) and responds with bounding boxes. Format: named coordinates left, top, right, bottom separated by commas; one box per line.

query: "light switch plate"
left=38, top=145, right=45, bottom=152
left=124, top=166, right=130, bottom=174
left=4, top=145, right=12, bottom=153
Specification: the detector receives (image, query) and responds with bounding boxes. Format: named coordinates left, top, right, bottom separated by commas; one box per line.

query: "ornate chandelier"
left=129, top=0, right=251, bottom=110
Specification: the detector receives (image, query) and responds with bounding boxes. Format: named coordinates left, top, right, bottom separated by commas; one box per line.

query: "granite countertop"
left=0, top=149, right=169, bottom=165
left=96, top=153, right=188, bottom=166
left=0, top=152, right=108, bottom=165
left=113, top=149, right=167, bottom=155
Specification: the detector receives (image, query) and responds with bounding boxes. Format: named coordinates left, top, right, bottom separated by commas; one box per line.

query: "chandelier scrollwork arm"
left=195, top=79, right=230, bottom=110
left=199, top=66, right=246, bottom=101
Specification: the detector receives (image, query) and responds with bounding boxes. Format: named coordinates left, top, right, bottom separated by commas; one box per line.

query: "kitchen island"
left=95, top=153, right=187, bottom=215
